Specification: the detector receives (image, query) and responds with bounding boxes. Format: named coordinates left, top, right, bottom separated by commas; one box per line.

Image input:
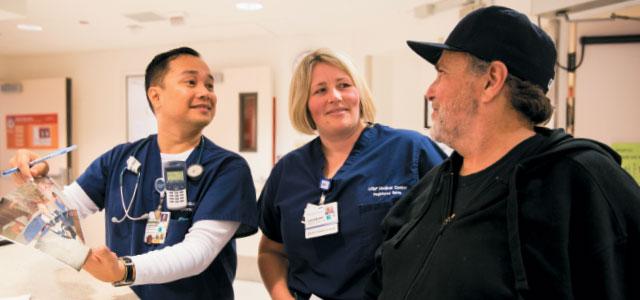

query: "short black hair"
left=144, top=47, right=200, bottom=113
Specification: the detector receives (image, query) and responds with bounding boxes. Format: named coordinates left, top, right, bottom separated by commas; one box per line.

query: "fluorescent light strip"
left=236, top=2, right=263, bottom=11
left=17, top=23, right=42, bottom=31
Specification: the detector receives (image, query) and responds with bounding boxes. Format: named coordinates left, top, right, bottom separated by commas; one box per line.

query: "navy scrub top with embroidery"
left=258, top=124, right=446, bottom=299
left=76, top=135, right=258, bottom=300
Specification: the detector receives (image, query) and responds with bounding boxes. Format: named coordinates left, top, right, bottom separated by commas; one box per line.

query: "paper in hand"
left=0, top=177, right=89, bottom=270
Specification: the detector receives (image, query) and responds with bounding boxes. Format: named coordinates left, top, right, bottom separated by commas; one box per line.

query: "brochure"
left=0, top=177, right=89, bottom=270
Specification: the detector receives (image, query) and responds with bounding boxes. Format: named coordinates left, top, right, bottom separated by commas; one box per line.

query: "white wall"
left=0, top=78, right=70, bottom=195
left=205, top=66, right=273, bottom=190
left=573, top=21, right=640, bottom=144
left=555, top=17, right=640, bottom=144
left=0, top=57, right=7, bottom=79
left=369, top=9, right=461, bottom=136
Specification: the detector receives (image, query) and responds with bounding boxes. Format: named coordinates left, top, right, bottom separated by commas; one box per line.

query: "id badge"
left=303, top=202, right=339, bottom=239
left=144, top=211, right=170, bottom=244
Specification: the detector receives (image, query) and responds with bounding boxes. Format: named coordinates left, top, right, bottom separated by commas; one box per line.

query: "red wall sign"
left=6, top=113, right=59, bottom=149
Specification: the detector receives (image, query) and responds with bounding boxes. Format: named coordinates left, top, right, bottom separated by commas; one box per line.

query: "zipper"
left=443, top=172, right=455, bottom=221
left=402, top=173, right=457, bottom=299
left=442, top=213, right=456, bottom=226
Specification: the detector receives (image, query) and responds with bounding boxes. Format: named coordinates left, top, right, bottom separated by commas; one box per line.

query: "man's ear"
left=480, top=61, right=508, bottom=102
left=147, top=87, right=161, bottom=111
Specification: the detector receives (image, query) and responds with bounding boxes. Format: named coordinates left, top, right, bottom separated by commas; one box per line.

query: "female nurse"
left=257, top=48, right=446, bottom=300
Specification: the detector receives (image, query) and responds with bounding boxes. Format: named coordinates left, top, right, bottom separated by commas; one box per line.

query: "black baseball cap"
left=407, top=6, right=556, bottom=93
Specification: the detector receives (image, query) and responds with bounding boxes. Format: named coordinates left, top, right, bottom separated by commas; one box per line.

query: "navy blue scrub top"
left=258, top=124, right=446, bottom=299
left=76, top=135, right=258, bottom=300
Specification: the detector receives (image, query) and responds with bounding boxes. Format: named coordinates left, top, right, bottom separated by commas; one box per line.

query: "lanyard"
left=303, top=177, right=339, bottom=239
left=318, top=177, right=331, bottom=205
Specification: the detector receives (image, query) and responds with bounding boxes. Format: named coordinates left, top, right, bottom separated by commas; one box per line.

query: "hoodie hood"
left=505, top=127, right=623, bottom=298
left=521, top=127, right=621, bottom=169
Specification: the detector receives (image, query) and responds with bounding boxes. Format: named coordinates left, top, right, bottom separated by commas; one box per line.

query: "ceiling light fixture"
left=235, top=2, right=263, bottom=11
left=16, top=23, right=43, bottom=31
left=167, top=11, right=187, bottom=26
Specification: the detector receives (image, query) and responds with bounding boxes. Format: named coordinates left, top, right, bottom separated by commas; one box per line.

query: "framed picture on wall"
left=239, top=92, right=258, bottom=152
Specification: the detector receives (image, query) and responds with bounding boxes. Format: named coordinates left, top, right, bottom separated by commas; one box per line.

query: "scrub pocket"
left=356, top=199, right=395, bottom=265
left=107, top=198, right=139, bottom=239
left=165, top=217, right=192, bottom=244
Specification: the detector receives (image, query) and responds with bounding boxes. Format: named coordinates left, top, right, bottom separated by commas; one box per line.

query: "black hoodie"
left=366, top=127, right=640, bottom=299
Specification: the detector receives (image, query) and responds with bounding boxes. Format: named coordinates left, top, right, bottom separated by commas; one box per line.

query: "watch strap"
left=112, top=256, right=135, bottom=287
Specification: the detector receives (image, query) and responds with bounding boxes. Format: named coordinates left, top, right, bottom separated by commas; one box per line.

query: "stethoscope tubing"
left=111, top=167, right=148, bottom=223
left=111, top=136, right=204, bottom=223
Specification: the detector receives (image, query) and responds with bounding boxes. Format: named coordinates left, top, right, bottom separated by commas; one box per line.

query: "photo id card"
left=303, top=202, right=338, bottom=239
left=144, top=211, right=170, bottom=244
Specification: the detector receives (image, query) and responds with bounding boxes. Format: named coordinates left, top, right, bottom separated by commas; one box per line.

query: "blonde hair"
left=289, top=48, right=376, bottom=134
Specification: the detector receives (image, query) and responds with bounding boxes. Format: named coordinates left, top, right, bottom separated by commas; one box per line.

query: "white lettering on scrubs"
left=367, top=185, right=408, bottom=197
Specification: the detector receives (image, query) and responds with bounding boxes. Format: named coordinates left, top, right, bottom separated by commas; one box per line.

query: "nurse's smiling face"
left=150, top=54, right=217, bottom=131
left=308, top=63, right=362, bottom=138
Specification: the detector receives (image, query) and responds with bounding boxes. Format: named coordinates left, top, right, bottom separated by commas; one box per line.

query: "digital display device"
left=163, top=161, right=188, bottom=210
left=166, top=171, right=184, bottom=182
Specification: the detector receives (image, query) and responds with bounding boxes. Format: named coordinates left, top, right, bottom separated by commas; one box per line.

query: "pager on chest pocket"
left=164, top=161, right=188, bottom=210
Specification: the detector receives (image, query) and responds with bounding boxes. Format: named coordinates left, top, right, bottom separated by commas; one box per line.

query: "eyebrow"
left=311, top=82, right=326, bottom=89
left=312, top=76, right=351, bottom=86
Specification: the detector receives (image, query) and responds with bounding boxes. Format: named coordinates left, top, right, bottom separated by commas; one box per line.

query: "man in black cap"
left=365, top=5, right=640, bottom=299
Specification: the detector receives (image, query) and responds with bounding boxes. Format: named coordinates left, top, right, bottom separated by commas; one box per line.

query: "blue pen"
left=1, top=145, right=78, bottom=177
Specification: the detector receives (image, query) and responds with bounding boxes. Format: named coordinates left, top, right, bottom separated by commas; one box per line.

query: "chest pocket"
left=356, top=184, right=410, bottom=265
left=164, top=217, right=192, bottom=245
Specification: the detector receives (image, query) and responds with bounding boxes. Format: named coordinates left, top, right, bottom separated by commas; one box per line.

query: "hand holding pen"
left=4, top=145, right=77, bottom=182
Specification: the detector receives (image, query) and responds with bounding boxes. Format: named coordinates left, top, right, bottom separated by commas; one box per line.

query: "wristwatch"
left=112, top=256, right=135, bottom=287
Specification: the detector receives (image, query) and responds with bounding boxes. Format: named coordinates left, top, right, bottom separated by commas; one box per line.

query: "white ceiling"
left=1, top=0, right=638, bottom=56
left=0, top=0, right=431, bottom=56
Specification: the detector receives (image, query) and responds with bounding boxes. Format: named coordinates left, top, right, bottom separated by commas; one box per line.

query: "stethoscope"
left=110, top=136, right=205, bottom=223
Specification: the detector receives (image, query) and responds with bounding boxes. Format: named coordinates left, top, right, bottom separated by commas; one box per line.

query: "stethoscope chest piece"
left=187, top=164, right=203, bottom=181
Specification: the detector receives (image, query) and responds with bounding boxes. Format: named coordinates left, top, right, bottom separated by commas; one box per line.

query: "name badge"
left=144, top=211, right=170, bottom=244
left=303, top=202, right=339, bottom=239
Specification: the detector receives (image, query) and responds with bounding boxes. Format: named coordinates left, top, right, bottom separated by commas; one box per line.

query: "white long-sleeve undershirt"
left=63, top=182, right=240, bottom=285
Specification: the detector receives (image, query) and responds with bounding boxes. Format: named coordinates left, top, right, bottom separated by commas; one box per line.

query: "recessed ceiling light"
left=17, top=24, right=43, bottom=31
left=235, top=2, right=263, bottom=11
left=168, top=11, right=187, bottom=26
